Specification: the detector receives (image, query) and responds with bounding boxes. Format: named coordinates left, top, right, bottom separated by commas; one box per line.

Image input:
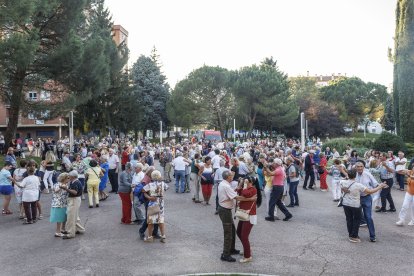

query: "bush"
left=323, top=138, right=374, bottom=155
left=406, top=143, right=414, bottom=159
left=372, top=132, right=407, bottom=154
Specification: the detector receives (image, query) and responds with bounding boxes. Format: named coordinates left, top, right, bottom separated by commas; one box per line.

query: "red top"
left=320, top=157, right=327, bottom=169
left=121, top=150, right=129, bottom=165
left=237, top=186, right=257, bottom=215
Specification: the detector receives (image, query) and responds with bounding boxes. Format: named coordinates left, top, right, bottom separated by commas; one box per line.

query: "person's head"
left=194, top=153, right=200, bottom=160
left=333, top=159, right=341, bottom=165
left=214, top=149, right=220, bottom=155
left=68, top=170, right=78, bottom=180
left=7, top=147, right=14, bottom=154
left=326, top=147, right=331, bottom=152
left=26, top=166, right=36, bottom=175
left=204, top=156, right=212, bottom=165
left=109, top=149, right=114, bottom=156
left=243, top=176, right=255, bottom=188
left=380, top=152, right=388, bottom=161
left=273, top=158, right=283, bottom=167
left=19, top=159, right=27, bottom=168
left=146, top=166, right=155, bottom=177
left=75, top=154, right=81, bottom=161
left=388, top=151, right=394, bottom=158
left=319, top=152, right=325, bottom=158
left=347, top=169, right=357, bottom=180
left=347, top=144, right=351, bottom=149
left=309, top=150, right=315, bottom=156
left=333, top=148, right=337, bottom=153
left=125, top=162, right=132, bottom=171
left=58, top=172, right=69, bottom=183
left=398, top=151, right=405, bottom=158
left=3, top=161, right=13, bottom=170
left=351, top=150, right=357, bottom=157
left=286, top=157, right=294, bottom=165
left=151, top=170, right=162, bottom=181
left=134, top=163, right=144, bottom=173
left=222, top=170, right=234, bottom=182
left=101, top=156, right=108, bottom=163
left=369, top=159, right=378, bottom=168
left=355, top=161, right=365, bottom=174
left=231, top=157, right=239, bottom=166
left=219, top=158, right=226, bottom=168
left=89, top=159, right=98, bottom=167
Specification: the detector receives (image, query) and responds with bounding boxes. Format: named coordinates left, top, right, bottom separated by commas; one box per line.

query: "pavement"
left=1, top=163, right=413, bottom=276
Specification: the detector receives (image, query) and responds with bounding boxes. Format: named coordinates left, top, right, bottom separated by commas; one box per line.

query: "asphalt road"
left=1, top=165, right=413, bottom=276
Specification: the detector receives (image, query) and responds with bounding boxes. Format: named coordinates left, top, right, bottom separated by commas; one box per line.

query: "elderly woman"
left=85, top=160, right=103, bottom=208
left=50, top=173, right=70, bottom=237
left=143, top=170, right=168, bottom=243
left=340, top=169, right=387, bottom=243
left=99, top=156, right=109, bottom=201
left=319, top=152, right=328, bottom=191
left=119, top=162, right=134, bottom=224
left=198, top=156, right=214, bottom=205
left=0, top=162, right=16, bottom=215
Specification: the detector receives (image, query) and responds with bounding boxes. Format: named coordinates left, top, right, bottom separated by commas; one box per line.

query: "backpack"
left=133, top=183, right=146, bottom=204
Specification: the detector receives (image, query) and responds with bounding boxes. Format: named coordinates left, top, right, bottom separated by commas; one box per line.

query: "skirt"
left=50, top=207, right=67, bottom=223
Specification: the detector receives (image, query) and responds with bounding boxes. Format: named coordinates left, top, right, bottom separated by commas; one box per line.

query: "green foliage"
left=383, top=95, right=395, bottom=131
left=372, top=132, right=407, bottom=154
left=320, top=77, right=388, bottom=130
left=323, top=138, right=375, bottom=155
left=405, top=143, right=414, bottom=158
left=393, top=0, right=414, bottom=141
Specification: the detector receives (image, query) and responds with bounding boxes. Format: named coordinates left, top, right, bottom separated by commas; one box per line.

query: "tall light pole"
left=69, top=111, right=74, bottom=152
left=160, top=121, right=163, bottom=145
left=300, top=112, right=305, bottom=151
left=233, top=119, right=236, bottom=143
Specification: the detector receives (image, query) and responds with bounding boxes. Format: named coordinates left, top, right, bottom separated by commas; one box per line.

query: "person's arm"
left=61, top=185, right=78, bottom=196
left=383, top=161, right=395, bottom=173
left=364, top=182, right=388, bottom=195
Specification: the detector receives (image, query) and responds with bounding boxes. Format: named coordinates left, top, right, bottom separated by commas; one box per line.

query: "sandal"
left=5, top=210, right=13, bottom=215
left=144, top=236, right=154, bottom=242
left=55, top=233, right=63, bottom=237
left=61, top=230, right=69, bottom=235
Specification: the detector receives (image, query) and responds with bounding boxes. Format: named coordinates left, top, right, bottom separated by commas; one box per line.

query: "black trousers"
left=268, top=186, right=291, bottom=219
left=23, top=201, right=37, bottom=222
left=303, top=170, right=315, bottom=188
left=218, top=206, right=236, bottom=256
left=343, top=205, right=361, bottom=238
left=380, top=178, right=395, bottom=210
left=108, top=169, right=119, bottom=192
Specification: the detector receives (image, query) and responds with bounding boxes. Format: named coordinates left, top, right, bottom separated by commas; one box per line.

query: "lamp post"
left=300, top=112, right=305, bottom=151
left=233, top=119, right=236, bottom=143
left=160, top=121, right=163, bottom=145
left=69, top=111, right=74, bottom=152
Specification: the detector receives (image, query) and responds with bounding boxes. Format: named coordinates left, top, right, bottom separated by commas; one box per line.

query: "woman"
left=42, top=151, right=56, bottom=194
left=263, top=161, right=277, bottom=219
left=349, top=150, right=359, bottom=168
left=0, top=162, right=16, bottom=215
left=50, top=173, right=69, bottom=237
left=198, top=156, right=214, bottom=205
left=396, top=167, right=414, bottom=226
left=119, top=162, right=134, bottom=224
left=328, top=159, right=347, bottom=202
left=99, top=156, right=109, bottom=201
left=319, top=153, right=328, bottom=191
left=5, top=147, right=17, bottom=176
left=121, top=146, right=130, bottom=171
left=256, top=155, right=265, bottom=190
left=13, top=160, right=27, bottom=219
left=236, top=176, right=262, bottom=263
left=340, top=169, right=387, bottom=243
left=15, top=166, right=40, bottom=224
left=86, top=160, right=103, bottom=207
left=72, top=154, right=87, bottom=200
left=368, top=159, right=382, bottom=210
left=230, top=157, right=240, bottom=182
left=143, top=170, right=168, bottom=243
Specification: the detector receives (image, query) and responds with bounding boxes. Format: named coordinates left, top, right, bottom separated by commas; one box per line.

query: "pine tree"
left=383, top=95, right=396, bottom=131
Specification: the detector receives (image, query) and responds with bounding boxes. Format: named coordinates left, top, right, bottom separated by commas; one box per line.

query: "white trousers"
left=398, top=193, right=414, bottom=222
left=331, top=179, right=341, bottom=200
left=264, top=186, right=277, bottom=217
left=43, top=170, right=54, bottom=188
left=66, top=197, right=85, bottom=237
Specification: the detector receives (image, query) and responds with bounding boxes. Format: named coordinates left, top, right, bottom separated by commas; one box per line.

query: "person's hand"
left=149, top=196, right=157, bottom=202
left=380, top=183, right=389, bottom=189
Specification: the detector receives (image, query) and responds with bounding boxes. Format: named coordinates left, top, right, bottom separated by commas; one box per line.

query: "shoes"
left=109, top=191, right=115, bottom=193
left=309, top=187, right=315, bottom=190
left=43, top=189, right=50, bottom=194
left=294, top=203, right=299, bottom=206
left=265, top=217, right=275, bottom=222
left=283, top=214, right=293, bottom=221
left=240, top=257, right=252, bottom=263
left=408, top=220, right=414, bottom=226
left=139, top=232, right=145, bottom=240
left=370, top=238, right=376, bottom=242
left=303, top=187, right=308, bottom=190
left=160, top=235, right=166, bottom=243
left=89, top=206, right=93, bottom=208
left=38, top=214, right=43, bottom=220
left=360, top=223, right=367, bottom=227
left=387, top=208, right=396, bottom=212
left=230, top=249, right=240, bottom=255
left=349, top=237, right=361, bottom=243
left=396, top=220, right=404, bottom=226
left=286, top=204, right=295, bottom=208
left=96, top=204, right=99, bottom=208
left=333, top=199, right=340, bottom=202
left=144, top=236, right=153, bottom=242
left=376, top=209, right=387, bottom=213
left=215, top=211, right=219, bottom=215
left=55, top=233, right=63, bottom=237
left=154, top=234, right=162, bottom=239
left=23, top=221, right=33, bottom=225
left=220, top=254, right=236, bottom=262
left=62, top=235, right=74, bottom=240
left=61, top=230, right=69, bottom=235
left=320, top=189, right=328, bottom=192
left=194, top=200, right=202, bottom=203
left=75, top=231, right=84, bottom=234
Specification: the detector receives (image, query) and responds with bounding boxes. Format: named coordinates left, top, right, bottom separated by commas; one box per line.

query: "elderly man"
left=214, top=159, right=229, bottom=215
left=163, top=147, right=173, bottom=183
left=303, top=150, right=315, bottom=190
left=132, top=163, right=145, bottom=224
left=355, top=161, right=380, bottom=242
left=172, top=152, right=190, bottom=193
left=61, top=171, right=85, bottom=239
left=377, top=152, right=396, bottom=213
left=108, top=149, right=120, bottom=193
left=218, top=170, right=255, bottom=262
left=395, top=151, right=407, bottom=191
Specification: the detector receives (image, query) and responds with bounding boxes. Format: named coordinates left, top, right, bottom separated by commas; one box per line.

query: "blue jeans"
left=288, top=180, right=299, bottom=205
left=360, top=195, right=375, bottom=239
left=396, top=173, right=405, bottom=190
left=175, top=170, right=186, bottom=193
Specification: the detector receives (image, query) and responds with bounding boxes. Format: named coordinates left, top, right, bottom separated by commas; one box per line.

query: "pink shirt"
left=272, top=166, right=286, bottom=186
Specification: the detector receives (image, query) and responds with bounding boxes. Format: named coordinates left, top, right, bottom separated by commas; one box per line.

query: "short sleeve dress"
left=144, top=181, right=168, bottom=224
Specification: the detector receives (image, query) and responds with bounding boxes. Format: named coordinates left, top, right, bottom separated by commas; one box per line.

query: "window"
left=28, top=113, right=35, bottom=120
left=40, top=110, right=50, bottom=119
left=28, top=92, right=37, bottom=101
left=40, top=91, right=51, bottom=101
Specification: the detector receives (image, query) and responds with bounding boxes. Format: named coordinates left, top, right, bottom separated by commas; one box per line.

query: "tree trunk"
left=4, top=71, right=25, bottom=153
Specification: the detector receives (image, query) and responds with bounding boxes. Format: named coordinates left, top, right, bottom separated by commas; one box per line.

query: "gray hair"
left=222, top=170, right=232, bottom=181
left=274, top=158, right=283, bottom=166
left=125, top=162, right=132, bottom=170
left=219, top=158, right=226, bottom=167
left=133, top=163, right=144, bottom=170
left=68, top=170, right=78, bottom=178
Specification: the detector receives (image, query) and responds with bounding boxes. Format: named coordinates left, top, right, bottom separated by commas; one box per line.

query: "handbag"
left=147, top=204, right=161, bottom=216
left=317, top=166, right=325, bottom=174
left=235, top=201, right=255, bottom=221
left=338, top=181, right=355, bottom=207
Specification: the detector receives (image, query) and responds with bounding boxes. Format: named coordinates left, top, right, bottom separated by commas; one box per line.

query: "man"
left=324, top=147, right=333, bottom=160
left=377, top=152, right=396, bottom=213
left=132, top=163, right=145, bottom=224
left=163, top=147, right=173, bottom=183
left=303, top=150, right=315, bottom=190
left=191, top=153, right=202, bottom=203
left=218, top=170, right=252, bottom=262
left=394, top=151, right=407, bottom=191
left=211, top=149, right=221, bottom=173
left=355, top=161, right=379, bottom=242
left=332, top=148, right=340, bottom=159
left=238, top=156, right=250, bottom=178
left=62, top=151, right=72, bottom=172
left=214, top=159, right=229, bottom=215
left=62, top=171, right=85, bottom=239
left=172, top=152, right=190, bottom=193
left=108, top=149, right=120, bottom=193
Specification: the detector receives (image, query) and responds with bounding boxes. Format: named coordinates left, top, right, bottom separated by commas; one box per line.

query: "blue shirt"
left=0, top=169, right=12, bottom=186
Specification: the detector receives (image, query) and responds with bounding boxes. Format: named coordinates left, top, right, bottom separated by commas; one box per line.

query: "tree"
left=130, top=55, right=170, bottom=136
left=392, top=0, right=414, bottom=141
left=320, top=77, right=387, bottom=131
left=0, top=0, right=115, bottom=147
left=167, top=66, right=233, bottom=136
left=232, top=58, right=297, bottom=137
left=383, top=95, right=395, bottom=132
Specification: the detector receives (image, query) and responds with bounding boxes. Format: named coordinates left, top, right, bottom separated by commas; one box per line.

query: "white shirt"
left=108, top=154, right=120, bottom=169
left=218, top=179, right=237, bottom=209
left=211, top=154, right=221, bottom=169
left=20, top=175, right=40, bottom=202
left=395, top=157, right=407, bottom=172
left=172, top=156, right=188, bottom=171
left=132, top=171, right=145, bottom=185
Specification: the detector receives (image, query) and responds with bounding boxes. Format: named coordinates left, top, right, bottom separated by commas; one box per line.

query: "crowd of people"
left=0, top=134, right=413, bottom=263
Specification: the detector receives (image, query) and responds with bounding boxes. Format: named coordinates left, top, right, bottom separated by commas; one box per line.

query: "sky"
left=105, top=0, right=397, bottom=88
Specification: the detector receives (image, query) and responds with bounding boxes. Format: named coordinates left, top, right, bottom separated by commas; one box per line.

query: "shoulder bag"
left=337, top=181, right=355, bottom=207
left=235, top=201, right=255, bottom=221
